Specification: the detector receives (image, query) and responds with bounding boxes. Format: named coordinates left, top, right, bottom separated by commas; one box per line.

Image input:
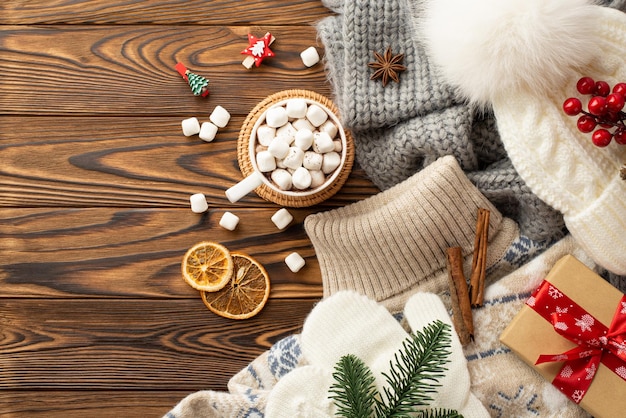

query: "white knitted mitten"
left=403, top=293, right=489, bottom=416
left=265, top=291, right=489, bottom=417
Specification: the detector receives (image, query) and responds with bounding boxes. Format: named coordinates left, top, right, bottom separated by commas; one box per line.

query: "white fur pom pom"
left=420, top=0, right=600, bottom=105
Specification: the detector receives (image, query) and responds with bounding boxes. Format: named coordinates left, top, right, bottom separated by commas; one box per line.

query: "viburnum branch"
left=562, top=77, right=626, bottom=147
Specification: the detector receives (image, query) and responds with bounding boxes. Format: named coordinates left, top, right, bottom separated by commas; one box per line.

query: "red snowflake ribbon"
left=241, top=33, right=275, bottom=67
left=526, top=280, right=626, bottom=404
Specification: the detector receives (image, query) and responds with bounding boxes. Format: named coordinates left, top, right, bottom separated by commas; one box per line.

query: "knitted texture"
left=265, top=291, right=489, bottom=417
left=487, top=7, right=626, bottom=275
left=164, top=236, right=609, bottom=418
left=463, top=235, right=596, bottom=418
left=318, top=0, right=457, bottom=131
left=163, top=334, right=306, bottom=418
left=316, top=0, right=566, bottom=242
left=304, top=156, right=519, bottom=314
left=600, top=0, right=626, bottom=11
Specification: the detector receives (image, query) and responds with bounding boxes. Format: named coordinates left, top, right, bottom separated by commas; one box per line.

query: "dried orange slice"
left=181, top=241, right=234, bottom=292
left=201, top=252, right=270, bottom=320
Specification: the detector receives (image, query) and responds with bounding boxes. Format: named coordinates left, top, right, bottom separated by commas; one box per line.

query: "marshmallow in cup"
left=244, top=97, right=347, bottom=198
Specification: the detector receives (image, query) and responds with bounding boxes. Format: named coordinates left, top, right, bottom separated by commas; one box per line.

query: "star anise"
left=621, top=163, right=626, bottom=180
left=368, top=47, right=407, bottom=87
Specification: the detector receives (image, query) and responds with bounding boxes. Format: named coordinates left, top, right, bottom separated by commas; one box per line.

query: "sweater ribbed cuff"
left=304, top=155, right=518, bottom=310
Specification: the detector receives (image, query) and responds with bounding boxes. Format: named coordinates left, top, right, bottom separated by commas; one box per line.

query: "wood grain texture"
left=0, top=1, right=374, bottom=415
left=1, top=391, right=189, bottom=417
left=0, top=116, right=378, bottom=207
left=0, top=207, right=324, bottom=298
left=0, top=25, right=329, bottom=115
left=0, top=298, right=315, bottom=390
left=0, top=1, right=333, bottom=25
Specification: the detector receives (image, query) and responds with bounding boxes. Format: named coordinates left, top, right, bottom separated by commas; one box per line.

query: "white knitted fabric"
left=493, top=8, right=626, bottom=275
left=420, top=2, right=626, bottom=274
left=265, top=291, right=488, bottom=417
left=403, top=293, right=488, bottom=415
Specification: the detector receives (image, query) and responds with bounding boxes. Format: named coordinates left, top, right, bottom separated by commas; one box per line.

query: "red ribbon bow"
left=526, top=280, right=626, bottom=403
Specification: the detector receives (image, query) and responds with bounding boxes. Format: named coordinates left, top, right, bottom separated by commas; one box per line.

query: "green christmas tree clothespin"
left=175, top=62, right=209, bottom=97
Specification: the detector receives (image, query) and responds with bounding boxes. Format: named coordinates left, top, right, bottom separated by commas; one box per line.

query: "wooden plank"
left=0, top=25, right=330, bottom=115
left=1, top=391, right=186, bottom=417
left=0, top=0, right=333, bottom=25
left=0, top=207, right=324, bottom=298
left=0, top=116, right=378, bottom=208
left=0, top=298, right=316, bottom=390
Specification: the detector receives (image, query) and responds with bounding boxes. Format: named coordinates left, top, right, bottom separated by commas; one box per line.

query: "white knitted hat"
left=419, top=0, right=626, bottom=274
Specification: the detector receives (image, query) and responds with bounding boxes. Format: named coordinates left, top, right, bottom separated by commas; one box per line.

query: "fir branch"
left=417, top=409, right=463, bottom=418
left=376, top=320, right=452, bottom=418
left=330, top=354, right=378, bottom=418
left=330, top=320, right=459, bottom=418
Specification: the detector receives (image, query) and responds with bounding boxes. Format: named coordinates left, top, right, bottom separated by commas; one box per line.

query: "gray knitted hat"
left=317, top=0, right=566, bottom=242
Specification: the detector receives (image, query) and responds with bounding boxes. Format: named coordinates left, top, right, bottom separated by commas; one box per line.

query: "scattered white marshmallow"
left=256, top=150, right=277, bottom=172
left=266, top=106, right=289, bottom=128
left=285, top=252, right=306, bottom=273
left=219, top=211, right=240, bottom=231
left=182, top=117, right=201, bottom=137
left=209, top=105, right=231, bottom=128
left=322, top=152, right=342, bottom=174
left=199, top=122, right=218, bottom=142
left=313, top=132, right=335, bottom=153
left=271, top=208, right=293, bottom=230
left=183, top=106, right=230, bottom=141
left=285, top=98, right=308, bottom=119
left=306, top=104, right=328, bottom=127
left=271, top=169, right=292, bottom=190
left=189, top=193, right=208, bottom=213
left=300, top=46, right=320, bottom=68
left=292, top=167, right=312, bottom=190
left=225, top=172, right=263, bottom=203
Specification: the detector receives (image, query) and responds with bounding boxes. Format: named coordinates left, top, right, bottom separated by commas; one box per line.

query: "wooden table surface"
left=0, top=1, right=379, bottom=416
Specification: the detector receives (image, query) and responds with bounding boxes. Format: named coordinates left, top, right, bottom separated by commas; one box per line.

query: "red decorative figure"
left=241, top=33, right=275, bottom=67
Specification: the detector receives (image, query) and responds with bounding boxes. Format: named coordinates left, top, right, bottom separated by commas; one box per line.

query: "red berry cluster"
left=562, top=77, right=626, bottom=147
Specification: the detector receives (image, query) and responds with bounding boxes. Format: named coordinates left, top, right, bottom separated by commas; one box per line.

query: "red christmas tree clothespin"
left=175, top=62, right=210, bottom=97
left=241, top=32, right=275, bottom=69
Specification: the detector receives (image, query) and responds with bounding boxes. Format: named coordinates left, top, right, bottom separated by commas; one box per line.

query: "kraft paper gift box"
left=500, top=255, right=626, bottom=418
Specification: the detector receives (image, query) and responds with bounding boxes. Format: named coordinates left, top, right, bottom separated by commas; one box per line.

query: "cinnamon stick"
left=469, top=208, right=490, bottom=307
left=446, top=246, right=474, bottom=345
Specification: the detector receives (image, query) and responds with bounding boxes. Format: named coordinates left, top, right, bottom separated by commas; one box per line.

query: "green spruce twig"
left=417, top=409, right=464, bottom=418
left=330, top=320, right=462, bottom=418
left=329, top=354, right=378, bottom=418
